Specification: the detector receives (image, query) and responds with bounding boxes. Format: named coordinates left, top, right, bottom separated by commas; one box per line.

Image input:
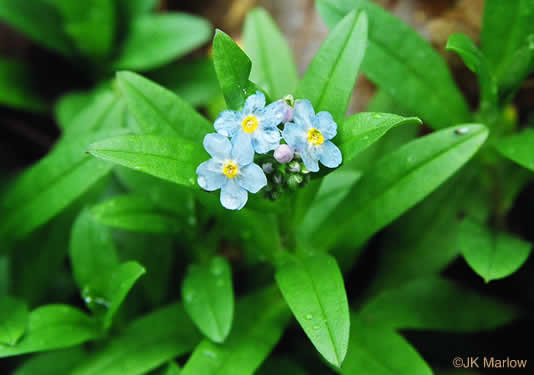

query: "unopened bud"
left=282, top=95, right=295, bottom=123
left=273, top=173, right=283, bottom=185
left=262, top=162, right=274, bottom=174
left=274, top=144, right=294, bottom=164
left=287, top=174, right=303, bottom=190
left=288, top=161, right=300, bottom=173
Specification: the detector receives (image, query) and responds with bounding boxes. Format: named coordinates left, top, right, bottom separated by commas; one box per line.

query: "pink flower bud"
left=274, top=144, right=294, bottom=164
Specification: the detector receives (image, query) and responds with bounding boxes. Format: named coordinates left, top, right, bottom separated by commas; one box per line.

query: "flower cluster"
left=197, top=92, right=342, bottom=210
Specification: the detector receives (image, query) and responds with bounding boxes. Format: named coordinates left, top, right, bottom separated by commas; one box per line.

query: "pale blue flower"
left=214, top=91, right=286, bottom=155
left=282, top=100, right=342, bottom=172
left=196, top=133, right=267, bottom=210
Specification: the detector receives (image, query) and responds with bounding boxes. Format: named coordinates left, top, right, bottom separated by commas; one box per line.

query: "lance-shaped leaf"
left=243, top=8, right=298, bottom=99
left=458, top=219, right=532, bottom=282
left=160, top=362, right=181, bottom=375
left=0, top=130, right=121, bottom=243
left=71, top=303, right=201, bottom=375
left=481, top=0, right=534, bottom=74
left=359, top=277, right=520, bottom=332
left=116, top=71, right=212, bottom=141
left=150, top=58, right=221, bottom=108
left=82, top=261, right=146, bottom=330
left=341, top=315, right=432, bottom=375
left=0, top=0, right=73, bottom=56
left=88, top=134, right=205, bottom=189
left=495, top=129, right=534, bottom=172
left=0, top=296, right=29, bottom=346
left=113, top=13, right=212, bottom=71
left=275, top=254, right=350, bottom=368
left=0, top=305, right=101, bottom=358
left=55, top=90, right=96, bottom=130
left=182, top=256, right=235, bottom=343
left=317, top=0, right=471, bottom=128
left=91, top=194, right=183, bottom=234
left=181, top=287, right=290, bottom=375
left=213, top=30, right=260, bottom=110
left=297, top=10, right=367, bottom=124
left=338, top=112, right=421, bottom=162
left=446, top=33, right=497, bottom=112
left=13, top=347, right=86, bottom=375
left=0, top=58, right=47, bottom=112
left=368, top=165, right=490, bottom=293
left=70, top=209, right=120, bottom=290
left=315, top=124, right=488, bottom=251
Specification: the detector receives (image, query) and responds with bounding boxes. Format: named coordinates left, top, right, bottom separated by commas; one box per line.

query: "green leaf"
left=340, top=315, right=432, bottom=375
left=213, top=29, right=260, bottom=110
left=113, top=13, right=212, bottom=71
left=496, top=129, right=534, bottom=172
left=338, top=112, right=421, bottom=162
left=114, top=166, right=195, bottom=218
left=0, top=58, right=47, bottom=112
left=275, top=254, right=350, bottom=368
left=117, top=0, right=158, bottom=19
left=446, top=33, right=498, bottom=112
left=243, top=7, right=298, bottom=99
left=150, top=58, right=221, bottom=107
left=481, top=0, right=534, bottom=75
left=13, top=348, right=86, bottom=375
left=182, top=256, right=235, bottom=343
left=0, top=0, right=73, bottom=56
left=368, top=165, right=490, bottom=293
left=91, top=194, right=183, bottom=233
left=55, top=91, right=96, bottom=130
left=161, top=362, right=182, bottom=375
left=296, top=10, right=367, bottom=123
left=359, top=277, right=520, bottom=332
left=315, top=124, right=488, bottom=251
left=60, top=0, right=116, bottom=60
left=181, top=287, right=290, bottom=375
left=458, top=219, right=532, bottom=282
left=317, top=0, right=471, bottom=129
left=70, top=208, right=120, bottom=290
left=0, top=131, right=119, bottom=243
left=0, top=296, right=28, bottom=346
left=70, top=303, right=200, bottom=375
left=82, top=261, right=145, bottom=330
left=62, top=91, right=128, bottom=138
left=0, top=305, right=100, bottom=358
left=116, top=71, right=212, bottom=141
left=88, top=134, right=205, bottom=188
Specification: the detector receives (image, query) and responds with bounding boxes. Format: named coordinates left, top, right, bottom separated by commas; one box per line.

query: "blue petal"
left=220, top=179, right=248, bottom=210
left=243, top=91, right=266, bottom=114
left=196, top=159, right=225, bottom=191
left=237, top=163, right=267, bottom=193
left=258, top=100, right=286, bottom=128
left=313, top=111, right=337, bottom=140
left=319, top=141, right=343, bottom=169
left=214, top=110, right=242, bottom=137
left=253, top=127, right=280, bottom=153
left=231, top=131, right=255, bottom=166
left=282, top=121, right=307, bottom=151
left=301, top=148, right=320, bottom=172
left=293, top=99, right=315, bottom=129
left=203, top=133, right=232, bottom=161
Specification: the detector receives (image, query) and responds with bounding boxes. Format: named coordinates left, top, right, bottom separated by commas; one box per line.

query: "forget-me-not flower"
left=282, top=99, right=342, bottom=172
left=214, top=91, right=286, bottom=155
left=196, top=133, right=267, bottom=210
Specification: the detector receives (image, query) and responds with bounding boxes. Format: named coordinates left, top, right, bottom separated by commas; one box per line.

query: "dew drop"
left=312, top=325, right=321, bottom=330
left=189, top=177, right=196, bottom=185
left=455, top=127, right=469, bottom=135
left=185, top=292, right=194, bottom=303
left=306, top=314, right=313, bottom=320
left=373, top=114, right=383, bottom=119
left=203, top=350, right=217, bottom=358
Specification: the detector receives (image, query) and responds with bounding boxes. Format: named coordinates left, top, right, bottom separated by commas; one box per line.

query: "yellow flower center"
left=241, top=115, right=259, bottom=133
left=222, top=161, right=239, bottom=179
left=307, top=128, right=324, bottom=145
